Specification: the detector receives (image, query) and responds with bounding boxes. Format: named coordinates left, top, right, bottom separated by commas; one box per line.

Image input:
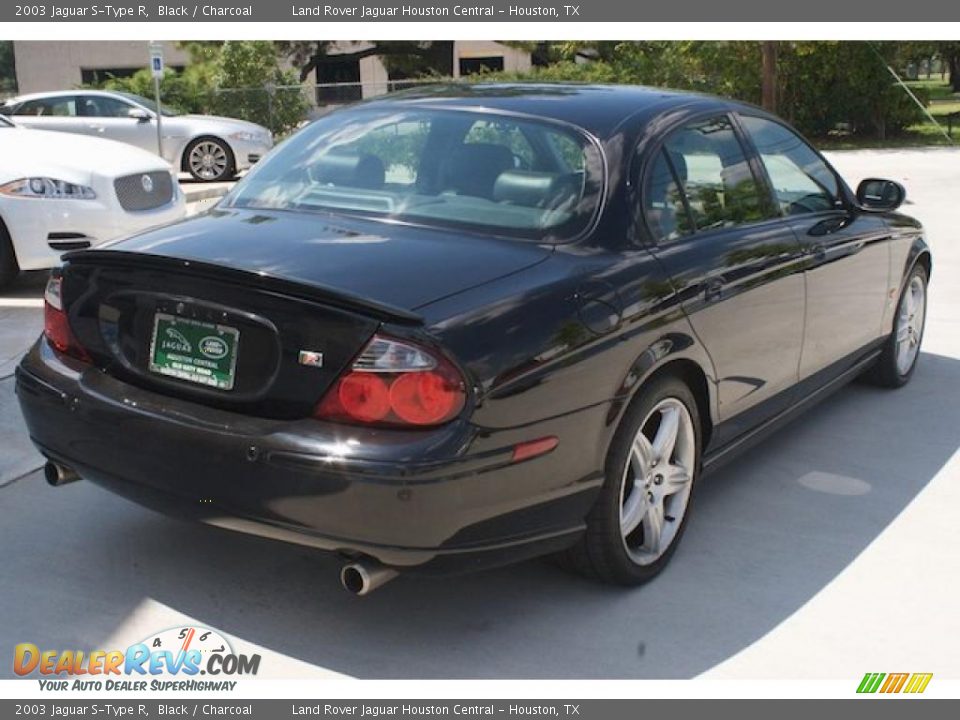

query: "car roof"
left=5, top=89, right=130, bottom=104
left=356, top=82, right=737, bottom=139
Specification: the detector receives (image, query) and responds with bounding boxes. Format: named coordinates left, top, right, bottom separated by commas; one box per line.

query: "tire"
left=0, top=218, right=20, bottom=290
left=560, top=375, right=702, bottom=586
left=184, top=137, right=235, bottom=183
left=867, top=263, right=928, bottom=388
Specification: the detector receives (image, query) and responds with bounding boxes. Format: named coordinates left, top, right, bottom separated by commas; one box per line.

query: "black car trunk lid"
left=62, top=255, right=388, bottom=420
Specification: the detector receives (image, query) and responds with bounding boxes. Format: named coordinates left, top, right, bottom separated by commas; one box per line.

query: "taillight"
left=314, top=334, right=466, bottom=428
left=43, top=274, right=90, bottom=362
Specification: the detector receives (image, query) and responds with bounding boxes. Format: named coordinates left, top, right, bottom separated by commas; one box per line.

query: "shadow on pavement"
left=1, top=352, right=957, bottom=678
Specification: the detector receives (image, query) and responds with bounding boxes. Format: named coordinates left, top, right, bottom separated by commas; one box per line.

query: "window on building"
left=459, top=56, right=505, bottom=76
left=316, top=60, right=362, bottom=104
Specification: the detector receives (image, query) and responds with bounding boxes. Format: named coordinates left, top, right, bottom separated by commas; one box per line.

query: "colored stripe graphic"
left=904, top=673, right=933, bottom=694
left=880, top=673, right=909, bottom=693
left=857, top=673, right=885, bottom=693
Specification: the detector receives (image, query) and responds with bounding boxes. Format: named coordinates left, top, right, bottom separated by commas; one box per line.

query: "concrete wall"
left=14, top=41, right=191, bottom=94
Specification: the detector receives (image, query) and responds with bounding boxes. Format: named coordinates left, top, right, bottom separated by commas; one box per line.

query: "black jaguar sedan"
left=17, top=84, right=930, bottom=594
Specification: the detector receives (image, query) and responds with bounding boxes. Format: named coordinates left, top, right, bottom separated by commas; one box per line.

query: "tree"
left=0, top=41, right=16, bottom=95
left=211, top=41, right=308, bottom=134
left=276, top=41, right=454, bottom=82
left=939, top=42, right=960, bottom=92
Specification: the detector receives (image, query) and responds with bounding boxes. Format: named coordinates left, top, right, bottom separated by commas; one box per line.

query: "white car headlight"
left=229, top=130, right=270, bottom=144
left=0, top=177, right=97, bottom=200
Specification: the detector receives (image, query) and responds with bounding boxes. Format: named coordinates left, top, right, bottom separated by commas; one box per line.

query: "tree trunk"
left=950, top=54, right=960, bottom=92
left=762, top=42, right=778, bottom=112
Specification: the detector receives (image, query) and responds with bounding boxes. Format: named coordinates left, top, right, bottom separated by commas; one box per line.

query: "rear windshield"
left=225, top=107, right=603, bottom=241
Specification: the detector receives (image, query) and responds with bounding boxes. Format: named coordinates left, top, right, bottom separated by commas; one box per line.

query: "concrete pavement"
left=0, top=149, right=957, bottom=679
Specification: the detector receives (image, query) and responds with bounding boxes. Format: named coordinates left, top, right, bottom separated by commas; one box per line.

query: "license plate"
left=148, top=313, right=239, bottom=390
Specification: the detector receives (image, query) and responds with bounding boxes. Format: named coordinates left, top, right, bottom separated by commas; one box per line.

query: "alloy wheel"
left=618, top=398, right=696, bottom=566
left=895, top=274, right=926, bottom=376
left=188, top=140, right=229, bottom=181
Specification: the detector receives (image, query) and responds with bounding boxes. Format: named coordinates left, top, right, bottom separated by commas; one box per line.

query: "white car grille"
left=114, top=172, right=174, bottom=212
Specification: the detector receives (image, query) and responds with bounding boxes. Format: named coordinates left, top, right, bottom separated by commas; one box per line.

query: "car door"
left=77, top=95, right=157, bottom=153
left=737, top=114, right=891, bottom=380
left=8, top=95, right=87, bottom=136
left=641, top=113, right=808, bottom=439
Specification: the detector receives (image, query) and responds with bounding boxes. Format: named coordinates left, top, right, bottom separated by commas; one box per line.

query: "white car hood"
left=0, top=127, right=171, bottom=185
left=178, top=115, right=270, bottom=136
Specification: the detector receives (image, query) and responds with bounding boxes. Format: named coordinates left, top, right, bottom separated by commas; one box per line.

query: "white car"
left=2, top=90, right=274, bottom=182
left=0, top=115, right=186, bottom=288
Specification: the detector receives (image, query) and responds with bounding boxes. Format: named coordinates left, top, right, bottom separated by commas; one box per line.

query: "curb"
left=182, top=185, right=231, bottom=203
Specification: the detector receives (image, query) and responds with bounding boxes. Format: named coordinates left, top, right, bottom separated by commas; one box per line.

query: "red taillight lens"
left=337, top=372, right=391, bottom=423
left=314, top=335, right=466, bottom=428
left=43, top=275, right=90, bottom=362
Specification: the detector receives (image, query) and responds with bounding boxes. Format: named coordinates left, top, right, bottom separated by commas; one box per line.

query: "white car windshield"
left=226, top=107, right=603, bottom=242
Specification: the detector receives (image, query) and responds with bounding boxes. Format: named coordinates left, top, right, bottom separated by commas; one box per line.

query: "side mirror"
left=128, top=108, right=151, bottom=122
left=856, top=178, right=905, bottom=211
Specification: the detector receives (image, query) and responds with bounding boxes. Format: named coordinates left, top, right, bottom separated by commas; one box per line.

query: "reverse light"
left=43, top=275, right=90, bottom=362
left=0, top=177, right=96, bottom=200
left=314, top=335, right=466, bottom=428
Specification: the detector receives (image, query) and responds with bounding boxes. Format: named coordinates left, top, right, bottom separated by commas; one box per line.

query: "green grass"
left=906, top=77, right=959, bottom=103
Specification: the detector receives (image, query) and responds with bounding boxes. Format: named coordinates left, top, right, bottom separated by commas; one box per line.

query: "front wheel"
left=868, top=263, right=928, bottom=388
left=185, top=137, right=235, bottom=182
left=562, top=375, right=702, bottom=586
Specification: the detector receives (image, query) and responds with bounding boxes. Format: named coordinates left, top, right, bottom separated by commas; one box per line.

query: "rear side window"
left=739, top=115, right=839, bottom=215
left=15, top=97, right=77, bottom=117
left=644, top=150, right=695, bottom=243
left=658, top=116, right=771, bottom=234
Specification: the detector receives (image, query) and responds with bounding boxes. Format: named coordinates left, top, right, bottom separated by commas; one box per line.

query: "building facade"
left=12, top=41, right=532, bottom=102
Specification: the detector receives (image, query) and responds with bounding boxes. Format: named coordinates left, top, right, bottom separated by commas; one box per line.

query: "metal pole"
left=153, top=73, right=163, bottom=157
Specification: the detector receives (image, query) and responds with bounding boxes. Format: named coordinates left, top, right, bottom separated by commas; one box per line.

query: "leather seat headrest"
left=314, top=152, right=385, bottom=190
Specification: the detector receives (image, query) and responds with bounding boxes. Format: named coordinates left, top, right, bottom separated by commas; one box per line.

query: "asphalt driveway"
left=0, top=150, right=957, bottom=679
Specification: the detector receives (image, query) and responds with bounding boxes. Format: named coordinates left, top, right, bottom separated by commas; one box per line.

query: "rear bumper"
left=16, top=340, right=605, bottom=574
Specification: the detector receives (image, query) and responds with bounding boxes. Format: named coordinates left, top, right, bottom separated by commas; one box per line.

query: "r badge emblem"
left=141, top=174, right=154, bottom=193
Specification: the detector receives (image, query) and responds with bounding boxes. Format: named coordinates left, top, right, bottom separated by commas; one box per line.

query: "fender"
left=603, top=319, right=719, bottom=454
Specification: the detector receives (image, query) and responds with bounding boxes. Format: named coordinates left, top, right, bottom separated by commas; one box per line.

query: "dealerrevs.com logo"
left=14, top=626, right=260, bottom=692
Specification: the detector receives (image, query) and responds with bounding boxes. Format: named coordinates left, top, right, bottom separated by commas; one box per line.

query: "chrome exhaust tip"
left=44, top=462, right=80, bottom=487
left=340, top=561, right=398, bottom=596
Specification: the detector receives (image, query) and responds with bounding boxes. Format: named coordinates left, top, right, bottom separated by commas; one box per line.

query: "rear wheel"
left=868, top=264, right=928, bottom=388
left=185, top=137, right=234, bottom=182
left=0, top=218, right=20, bottom=289
left=562, top=375, right=702, bottom=585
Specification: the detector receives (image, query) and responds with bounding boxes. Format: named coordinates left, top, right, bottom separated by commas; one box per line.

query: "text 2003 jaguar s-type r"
left=17, top=84, right=930, bottom=594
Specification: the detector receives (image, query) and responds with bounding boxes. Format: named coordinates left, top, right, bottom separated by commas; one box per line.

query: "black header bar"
left=4, top=1, right=960, bottom=22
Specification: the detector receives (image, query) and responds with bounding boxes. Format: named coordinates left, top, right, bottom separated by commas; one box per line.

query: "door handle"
left=704, top=277, right=724, bottom=303
left=87, top=124, right=105, bottom=133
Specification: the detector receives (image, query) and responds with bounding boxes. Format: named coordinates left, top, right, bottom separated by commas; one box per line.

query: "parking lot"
left=1, top=151, right=958, bottom=679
